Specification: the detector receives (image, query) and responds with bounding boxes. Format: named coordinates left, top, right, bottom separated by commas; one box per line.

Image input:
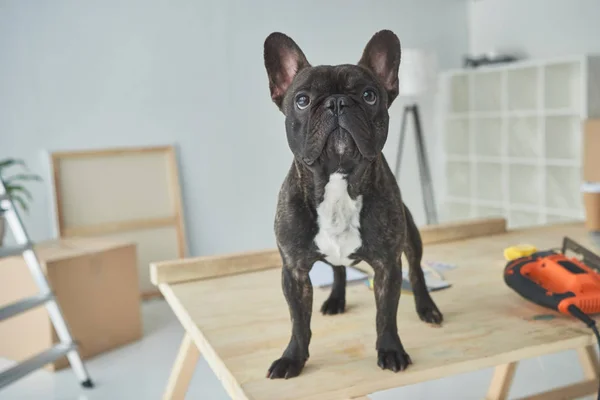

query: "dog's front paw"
left=376, top=332, right=412, bottom=372
left=266, top=357, right=305, bottom=379
left=377, top=348, right=412, bottom=372
left=416, top=299, right=443, bottom=325
left=320, top=296, right=345, bottom=315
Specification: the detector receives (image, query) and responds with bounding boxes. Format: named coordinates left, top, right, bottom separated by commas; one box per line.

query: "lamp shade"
left=398, top=49, right=437, bottom=97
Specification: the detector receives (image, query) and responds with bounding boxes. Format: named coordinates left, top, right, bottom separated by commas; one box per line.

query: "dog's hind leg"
left=320, top=264, right=346, bottom=315
left=403, top=203, right=443, bottom=325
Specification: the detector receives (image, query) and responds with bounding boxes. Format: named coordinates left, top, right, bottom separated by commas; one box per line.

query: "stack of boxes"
left=0, top=238, right=143, bottom=370
left=583, top=120, right=600, bottom=232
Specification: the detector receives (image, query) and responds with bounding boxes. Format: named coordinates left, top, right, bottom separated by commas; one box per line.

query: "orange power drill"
left=504, top=237, right=600, bottom=315
left=504, top=237, right=600, bottom=400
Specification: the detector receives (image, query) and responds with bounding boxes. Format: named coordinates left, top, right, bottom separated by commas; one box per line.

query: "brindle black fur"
left=264, top=30, right=443, bottom=379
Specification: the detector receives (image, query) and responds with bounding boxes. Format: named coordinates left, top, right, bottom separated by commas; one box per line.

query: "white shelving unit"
left=439, top=54, right=600, bottom=228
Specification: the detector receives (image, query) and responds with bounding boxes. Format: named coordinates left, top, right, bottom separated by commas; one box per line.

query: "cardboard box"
left=584, top=119, right=600, bottom=182
left=584, top=192, right=600, bottom=231
left=583, top=182, right=600, bottom=231
left=0, top=237, right=142, bottom=370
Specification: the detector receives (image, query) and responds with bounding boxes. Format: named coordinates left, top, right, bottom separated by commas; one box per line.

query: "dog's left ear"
left=358, top=30, right=401, bottom=107
left=264, top=32, right=311, bottom=109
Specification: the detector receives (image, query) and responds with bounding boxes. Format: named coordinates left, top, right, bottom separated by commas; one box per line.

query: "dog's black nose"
left=325, top=95, right=349, bottom=116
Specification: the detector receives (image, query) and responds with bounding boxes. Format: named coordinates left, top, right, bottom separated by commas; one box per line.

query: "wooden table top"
left=159, top=222, right=600, bottom=400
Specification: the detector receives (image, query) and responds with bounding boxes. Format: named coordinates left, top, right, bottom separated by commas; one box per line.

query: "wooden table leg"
left=512, top=345, right=599, bottom=400
left=163, top=333, right=201, bottom=400
left=486, top=362, right=517, bottom=400
left=578, top=344, right=600, bottom=380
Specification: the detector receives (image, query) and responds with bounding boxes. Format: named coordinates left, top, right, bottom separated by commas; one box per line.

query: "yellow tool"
left=504, top=244, right=538, bottom=261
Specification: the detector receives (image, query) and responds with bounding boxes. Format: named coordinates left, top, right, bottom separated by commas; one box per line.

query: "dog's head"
left=264, top=30, right=401, bottom=174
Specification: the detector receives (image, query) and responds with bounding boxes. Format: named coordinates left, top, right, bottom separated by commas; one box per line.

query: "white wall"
left=0, top=0, right=468, bottom=256
left=469, top=0, right=600, bottom=59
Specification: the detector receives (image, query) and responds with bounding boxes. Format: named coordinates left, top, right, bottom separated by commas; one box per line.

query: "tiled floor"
left=0, top=299, right=596, bottom=400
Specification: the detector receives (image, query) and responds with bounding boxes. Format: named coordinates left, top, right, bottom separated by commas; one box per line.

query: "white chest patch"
left=314, top=173, right=363, bottom=266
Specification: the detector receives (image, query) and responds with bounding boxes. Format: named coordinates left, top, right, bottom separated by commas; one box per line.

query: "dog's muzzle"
left=302, top=94, right=376, bottom=165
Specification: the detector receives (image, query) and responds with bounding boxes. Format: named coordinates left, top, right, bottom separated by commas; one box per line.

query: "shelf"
left=441, top=55, right=586, bottom=77
left=441, top=54, right=594, bottom=229
left=508, top=164, right=542, bottom=206
left=449, top=75, right=469, bottom=113
left=544, top=62, right=581, bottom=110
left=474, top=162, right=503, bottom=202
left=475, top=205, right=505, bottom=219
left=472, top=71, right=503, bottom=112
left=507, top=116, right=540, bottom=158
left=508, top=210, right=542, bottom=228
left=445, top=155, right=580, bottom=167
left=546, top=214, right=583, bottom=223
left=545, top=207, right=584, bottom=218
left=439, top=202, right=472, bottom=223
left=545, top=115, right=581, bottom=159
left=545, top=166, right=582, bottom=210
left=446, top=109, right=578, bottom=120
left=444, top=197, right=502, bottom=207
left=507, top=67, right=539, bottom=111
left=445, top=161, right=471, bottom=198
left=473, top=118, right=502, bottom=157
left=545, top=109, right=580, bottom=117
left=445, top=119, right=470, bottom=156
left=445, top=196, right=582, bottom=217
left=447, top=112, right=505, bottom=119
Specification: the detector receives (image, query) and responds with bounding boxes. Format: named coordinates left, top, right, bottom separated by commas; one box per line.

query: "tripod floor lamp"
left=393, top=49, right=439, bottom=225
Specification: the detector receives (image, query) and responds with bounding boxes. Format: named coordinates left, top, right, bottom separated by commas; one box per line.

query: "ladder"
left=0, top=176, right=93, bottom=390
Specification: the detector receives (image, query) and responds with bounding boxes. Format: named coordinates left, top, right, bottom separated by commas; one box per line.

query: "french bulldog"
left=263, top=29, right=443, bottom=379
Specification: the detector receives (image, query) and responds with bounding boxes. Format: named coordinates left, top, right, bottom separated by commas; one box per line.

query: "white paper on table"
left=401, top=268, right=451, bottom=291
left=309, top=261, right=369, bottom=287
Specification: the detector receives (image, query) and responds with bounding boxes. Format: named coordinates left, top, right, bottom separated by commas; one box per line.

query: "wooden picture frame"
left=50, top=145, right=187, bottom=298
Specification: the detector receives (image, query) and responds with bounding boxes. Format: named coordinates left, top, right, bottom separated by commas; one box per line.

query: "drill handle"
left=504, top=259, right=572, bottom=312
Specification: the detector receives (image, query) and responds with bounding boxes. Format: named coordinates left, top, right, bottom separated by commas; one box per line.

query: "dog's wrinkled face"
left=264, top=30, right=401, bottom=174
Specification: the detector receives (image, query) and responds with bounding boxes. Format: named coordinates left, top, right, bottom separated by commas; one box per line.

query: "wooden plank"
left=516, top=379, right=598, bottom=400
left=160, top=284, right=250, bottom=400
left=577, top=344, right=600, bottom=380
left=151, top=218, right=508, bottom=286
left=486, top=362, right=517, bottom=400
left=163, top=333, right=200, bottom=400
left=51, top=145, right=172, bottom=159
left=166, top=147, right=188, bottom=258
left=62, top=216, right=178, bottom=237
left=51, top=152, right=65, bottom=237
left=150, top=249, right=281, bottom=285
left=420, top=217, right=507, bottom=245
left=161, top=222, right=599, bottom=400
left=142, top=290, right=163, bottom=301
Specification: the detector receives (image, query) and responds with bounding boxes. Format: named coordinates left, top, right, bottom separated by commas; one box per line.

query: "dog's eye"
left=362, top=89, right=377, bottom=105
left=295, top=94, right=310, bottom=110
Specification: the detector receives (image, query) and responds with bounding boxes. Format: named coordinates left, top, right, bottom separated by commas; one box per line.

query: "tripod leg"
left=412, top=105, right=439, bottom=225
left=394, top=106, right=410, bottom=178
left=410, top=107, right=433, bottom=220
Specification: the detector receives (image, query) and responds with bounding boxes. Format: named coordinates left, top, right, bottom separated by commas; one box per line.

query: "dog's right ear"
left=264, top=32, right=310, bottom=109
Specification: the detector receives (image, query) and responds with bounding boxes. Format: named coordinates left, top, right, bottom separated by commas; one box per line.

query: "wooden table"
left=150, top=219, right=600, bottom=400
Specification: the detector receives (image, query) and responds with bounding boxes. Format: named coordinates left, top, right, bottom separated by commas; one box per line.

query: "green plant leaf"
left=0, top=158, right=25, bottom=170
left=6, top=185, right=33, bottom=201
left=5, top=173, right=42, bottom=184
left=10, top=194, right=28, bottom=213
